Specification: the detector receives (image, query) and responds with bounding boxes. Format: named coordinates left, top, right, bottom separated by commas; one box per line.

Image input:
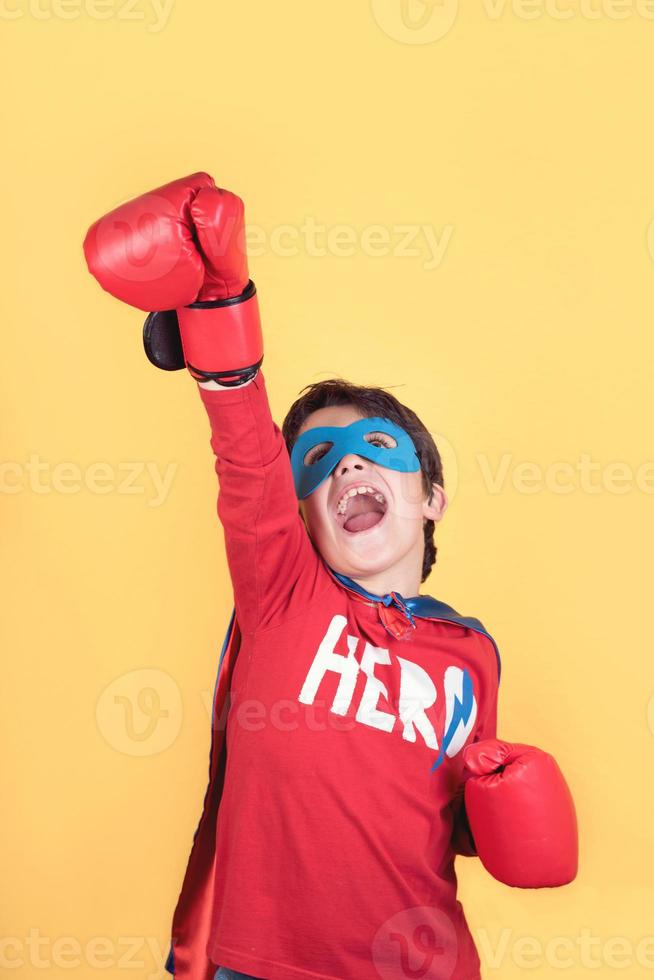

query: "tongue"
left=344, top=510, right=383, bottom=533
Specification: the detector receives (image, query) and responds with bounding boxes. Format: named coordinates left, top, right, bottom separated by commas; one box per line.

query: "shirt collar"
left=324, top=563, right=502, bottom=682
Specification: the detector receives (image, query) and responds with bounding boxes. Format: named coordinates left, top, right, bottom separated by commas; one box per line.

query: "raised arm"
left=197, top=371, right=324, bottom=633
left=83, top=172, right=326, bottom=634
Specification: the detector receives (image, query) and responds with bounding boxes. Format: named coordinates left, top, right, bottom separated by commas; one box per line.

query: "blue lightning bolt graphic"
left=430, top=668, right=474, bottom=773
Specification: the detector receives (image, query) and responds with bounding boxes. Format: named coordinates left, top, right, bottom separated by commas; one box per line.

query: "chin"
left=310, top=509, right=418, bottom=579
left=325, top=534, right=405, bottom=580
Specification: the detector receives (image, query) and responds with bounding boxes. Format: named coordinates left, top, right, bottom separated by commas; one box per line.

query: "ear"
left=423, top=482, right=447, bottom=524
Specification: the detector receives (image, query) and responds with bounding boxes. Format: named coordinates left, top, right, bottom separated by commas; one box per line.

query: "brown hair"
left=281, top=378, right=444, bottom=583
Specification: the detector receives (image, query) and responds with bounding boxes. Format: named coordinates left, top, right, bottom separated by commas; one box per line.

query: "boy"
left=84, top=173, right=577, bottom=980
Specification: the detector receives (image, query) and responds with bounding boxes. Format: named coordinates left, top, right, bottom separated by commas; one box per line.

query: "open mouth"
left=334, top=483, right=388, bottom=534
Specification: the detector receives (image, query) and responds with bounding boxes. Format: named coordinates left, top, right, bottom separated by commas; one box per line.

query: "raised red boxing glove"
left=462, top=738, right=578, bottom=888
left=82, top=172, right=263, bottom=385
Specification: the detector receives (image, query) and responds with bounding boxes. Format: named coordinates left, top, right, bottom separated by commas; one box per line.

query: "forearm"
left=451, top=793, right=477, bottom=858
left=199, top=370, right=320, bottom=633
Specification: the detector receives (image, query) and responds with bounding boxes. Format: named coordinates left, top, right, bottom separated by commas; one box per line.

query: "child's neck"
left=347, top=557, right=422, bottom=600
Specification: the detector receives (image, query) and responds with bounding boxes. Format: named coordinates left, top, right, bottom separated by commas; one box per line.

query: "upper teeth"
left=336, top=485, right=386, bottom=515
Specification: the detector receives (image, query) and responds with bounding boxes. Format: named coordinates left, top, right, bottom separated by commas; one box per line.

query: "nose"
left=335, top=454, right=365, bottom=477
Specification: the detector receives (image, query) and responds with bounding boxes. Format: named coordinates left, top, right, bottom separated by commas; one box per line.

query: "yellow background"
left=2, top=1, right=653, bottom=977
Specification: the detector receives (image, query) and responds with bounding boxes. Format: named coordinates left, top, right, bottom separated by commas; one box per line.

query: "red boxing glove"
left=462, top=738, right=578, bottom=888
left=83, top=172, right=263, bottom=385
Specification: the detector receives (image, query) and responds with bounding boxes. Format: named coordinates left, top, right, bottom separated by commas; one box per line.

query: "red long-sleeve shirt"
left=198, top=372, right=499, bottom=980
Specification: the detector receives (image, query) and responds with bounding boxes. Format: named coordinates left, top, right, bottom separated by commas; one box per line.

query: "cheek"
left=301, top=488, right=331, bottom=534
left=389, top=471, right=425, bottom=513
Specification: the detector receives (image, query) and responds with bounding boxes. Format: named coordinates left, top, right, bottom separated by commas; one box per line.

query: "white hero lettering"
left=298, top=614, right=477, bottom=770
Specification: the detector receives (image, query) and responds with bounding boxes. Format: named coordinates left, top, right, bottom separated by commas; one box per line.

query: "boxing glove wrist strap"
left=177, top=280, right=263, bottom=384
left=143, top=281, right=264, bottom=386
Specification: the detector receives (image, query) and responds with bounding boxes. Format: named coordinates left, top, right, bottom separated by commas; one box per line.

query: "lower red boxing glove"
left=462, top=738, right=578, bottom=888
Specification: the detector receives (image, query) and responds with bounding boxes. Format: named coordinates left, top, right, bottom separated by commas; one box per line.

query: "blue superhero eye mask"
left=290, top=416, right=420, bottom=499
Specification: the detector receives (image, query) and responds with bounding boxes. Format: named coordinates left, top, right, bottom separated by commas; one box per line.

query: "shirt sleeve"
left=198, top=370, right=328, bottom=635
left=451, top=642, right=499, bottom=858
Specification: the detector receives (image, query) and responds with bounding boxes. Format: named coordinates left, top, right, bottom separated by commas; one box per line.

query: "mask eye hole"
left=304, top=441, right=333, bottom=465
left=364, top=431, right=397, bottom=449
